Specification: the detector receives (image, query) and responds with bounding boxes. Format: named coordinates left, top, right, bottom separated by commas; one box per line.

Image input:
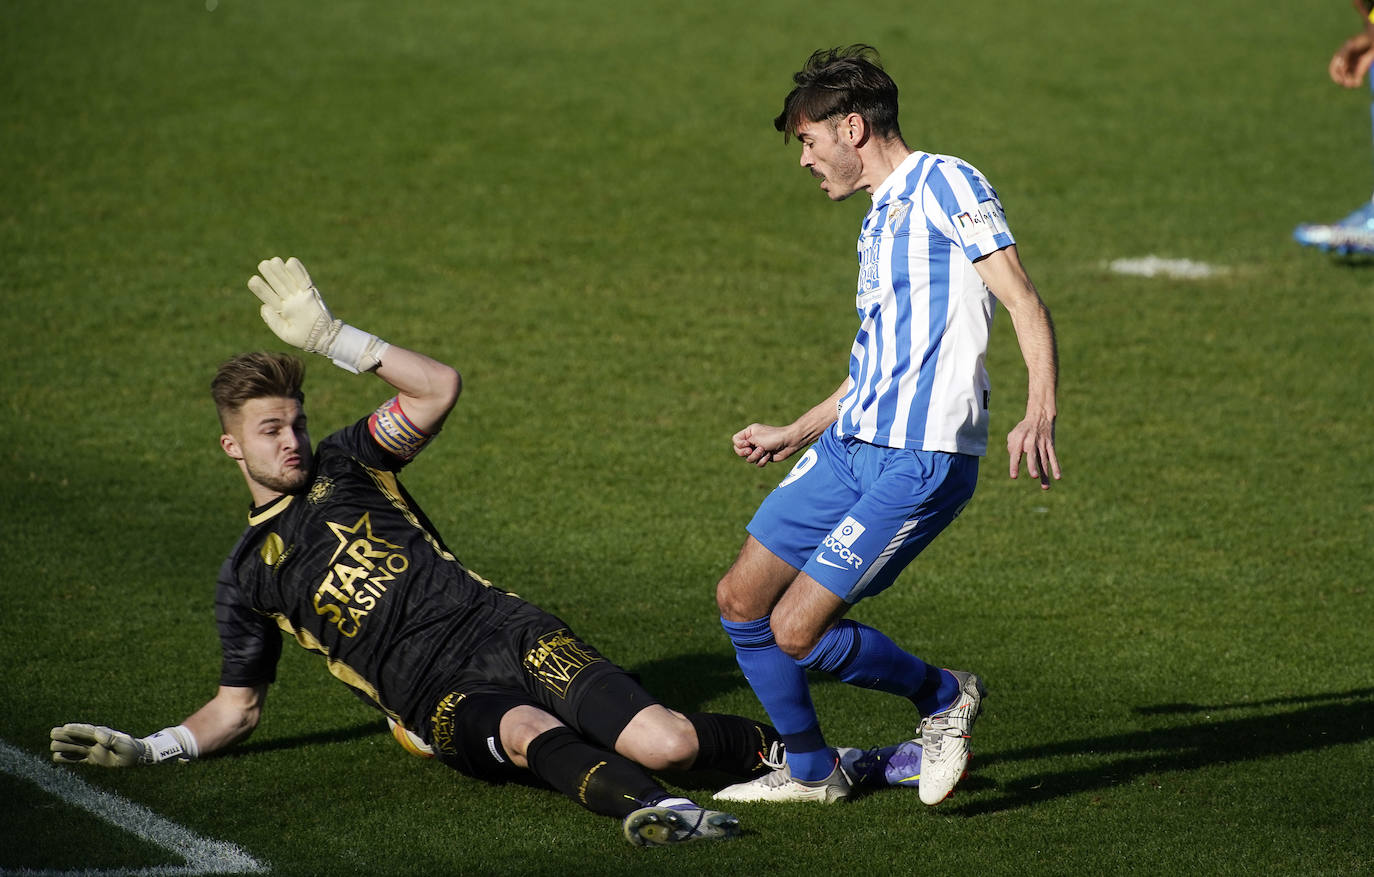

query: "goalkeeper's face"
left=221, top=396, right=313, bottom=500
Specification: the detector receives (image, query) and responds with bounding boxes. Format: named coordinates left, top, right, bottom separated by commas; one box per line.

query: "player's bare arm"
left=733, top=380, right=847, bottom=467
left=373, top=345, right=461, bottom=436
left=48, top=686, right=264, bottom=768
left=973, top=245, right=1061, bottom=489
left=50, top=684, right=267, bottom=768
left=181, top=684, right=269, bottom=755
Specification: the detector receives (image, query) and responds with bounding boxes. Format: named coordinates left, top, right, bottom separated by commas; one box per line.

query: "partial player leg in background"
left=1294, top=76, right=1374, bottom=254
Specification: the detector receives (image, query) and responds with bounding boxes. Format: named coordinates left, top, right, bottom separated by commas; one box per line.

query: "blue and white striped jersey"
left=835, top=150, right=1015, bottom=455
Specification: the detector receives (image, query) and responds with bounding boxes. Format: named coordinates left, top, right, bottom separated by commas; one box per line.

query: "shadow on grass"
left=217, top=722, right=382, bottom=758
left=1133, top=686, right=1374, bottom=714
left=628, top=651, right=755, bottom=712
left=1332, top=253, right=1374, bottom=269
left=950, top=687, right=1374, bottom=816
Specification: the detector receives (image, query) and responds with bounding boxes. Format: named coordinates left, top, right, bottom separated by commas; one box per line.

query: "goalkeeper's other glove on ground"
left=50, top=723, right=198, bottom=767
left=247, top=256, right=389, bottom=373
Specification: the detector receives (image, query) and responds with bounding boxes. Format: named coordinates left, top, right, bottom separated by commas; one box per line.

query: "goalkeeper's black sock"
left=686, top=712, right=782, bottom=777
left=524, top=727, right=666, bottom=819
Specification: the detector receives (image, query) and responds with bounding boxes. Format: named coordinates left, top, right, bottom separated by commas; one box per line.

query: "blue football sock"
left=783, top=745, right=837, bottom=783
left=801, top=619, right=934, bottom=700
left=721, top=616, right=834, bottom=782
left=912, top=666, right=959, bottom=717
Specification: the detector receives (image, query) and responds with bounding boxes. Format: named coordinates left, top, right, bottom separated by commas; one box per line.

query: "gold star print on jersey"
left=313, top=512, right=408, bottom=638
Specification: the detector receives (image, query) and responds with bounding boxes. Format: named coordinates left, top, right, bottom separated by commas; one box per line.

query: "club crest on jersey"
left=308, top=477, right=335, bottom=505
left=821, top=516, right=867, bottom=569
left=886, top=201, right=911, bottom=232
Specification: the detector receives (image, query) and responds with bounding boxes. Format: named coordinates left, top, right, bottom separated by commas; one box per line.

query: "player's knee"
left=498, top=706, right=563, bottom=768
left=716, top=568, right=777, bottom=622
left=618, top=708, right=698, bottom=771
left=644, top=719, right=698, bottom=771
left=715, top=573, right=749, bottom=620
left=771, top=613, right=821, bottom=661
left=716, top=540, right=796, bottom=621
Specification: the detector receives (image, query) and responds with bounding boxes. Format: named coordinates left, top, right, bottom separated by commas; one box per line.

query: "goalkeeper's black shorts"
left=424, top=602, right=661, bottom=782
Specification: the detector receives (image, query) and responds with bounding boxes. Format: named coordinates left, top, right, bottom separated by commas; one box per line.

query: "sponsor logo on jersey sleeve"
left=950, top=199, right=1009, bottom=249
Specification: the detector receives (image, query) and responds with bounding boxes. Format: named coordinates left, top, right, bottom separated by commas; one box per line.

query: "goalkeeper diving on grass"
left=49, top=257, right=922, bottom=847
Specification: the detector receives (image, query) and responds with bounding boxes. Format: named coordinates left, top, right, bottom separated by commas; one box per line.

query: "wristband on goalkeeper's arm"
left=320, top=322, right=390, bottom=375
left=141, top=725, right=201, bottom=763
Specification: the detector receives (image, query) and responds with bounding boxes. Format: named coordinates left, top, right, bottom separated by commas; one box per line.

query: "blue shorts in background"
left=746, top=429, right=979, bottom=603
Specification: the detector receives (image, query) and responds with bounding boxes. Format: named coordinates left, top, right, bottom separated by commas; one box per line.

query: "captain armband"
left=140, top=725, right=200, bottom=764
left=368, top=396, right=435, bottom=461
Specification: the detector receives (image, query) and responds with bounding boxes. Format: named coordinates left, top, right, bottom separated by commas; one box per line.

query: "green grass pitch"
left=2, top=1, right=1372, bottom=875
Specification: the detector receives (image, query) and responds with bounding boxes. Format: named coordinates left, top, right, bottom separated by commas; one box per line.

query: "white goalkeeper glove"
left=50, top=723, right=199, bottom=767
left=247, top=256, right=389, bottom=374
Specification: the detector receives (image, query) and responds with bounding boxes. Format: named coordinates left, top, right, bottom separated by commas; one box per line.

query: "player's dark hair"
left=211, top=352, right=306, bottom=430
left=774, top=44, right=902, bottom=142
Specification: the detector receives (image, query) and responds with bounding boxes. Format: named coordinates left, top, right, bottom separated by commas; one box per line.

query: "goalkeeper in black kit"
left=49, top=256, right=780, bottom=847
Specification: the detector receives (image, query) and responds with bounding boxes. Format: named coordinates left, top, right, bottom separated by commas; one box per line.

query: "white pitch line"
left=0, top=739, right=268, bottom=876
left=1108, top=255, right=1226, bottom=279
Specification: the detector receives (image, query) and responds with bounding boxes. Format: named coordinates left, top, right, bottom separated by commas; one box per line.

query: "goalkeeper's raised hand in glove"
left=247, top=257, right=389, bottom=374
left=50, top=723, right=199, bottom=767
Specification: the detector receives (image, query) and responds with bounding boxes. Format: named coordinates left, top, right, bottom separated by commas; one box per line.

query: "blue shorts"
left=747, top=429, right=978, bottom=603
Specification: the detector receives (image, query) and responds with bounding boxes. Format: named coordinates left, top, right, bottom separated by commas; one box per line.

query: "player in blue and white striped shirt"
left=715, top=45, right=1060, bottom=807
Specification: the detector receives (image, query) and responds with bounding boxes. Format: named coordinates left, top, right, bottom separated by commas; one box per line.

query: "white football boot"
left=917, top=669, right=986, bottom=805
left=713, top=755, right=853, bottom=804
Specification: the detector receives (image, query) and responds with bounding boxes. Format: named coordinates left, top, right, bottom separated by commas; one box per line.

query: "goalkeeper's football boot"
left=713, top=754, right=853, bottom=803
left=835, top=745, right=884, bottom=788
left=837, top=740, right=925, bottom=788
left=917, top=669, right=986, bottom=805
left=622, top=804, right=740, bottom=846
left=1294, top=199, right=1374, bottom=254
left=883, top=740, right=926, bottom=788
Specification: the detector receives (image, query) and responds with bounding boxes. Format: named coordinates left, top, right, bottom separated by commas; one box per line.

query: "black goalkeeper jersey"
left=214, top=415, right=523, bottom=735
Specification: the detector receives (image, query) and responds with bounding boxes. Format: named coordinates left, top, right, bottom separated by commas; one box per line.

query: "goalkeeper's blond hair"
left=211, top=352, right=306, bottom=431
